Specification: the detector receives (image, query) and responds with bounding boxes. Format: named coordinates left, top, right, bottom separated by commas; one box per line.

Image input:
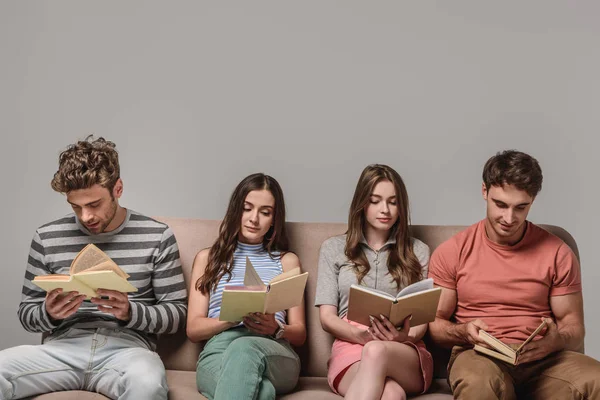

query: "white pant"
left=0, top=327, right=168, bottom=400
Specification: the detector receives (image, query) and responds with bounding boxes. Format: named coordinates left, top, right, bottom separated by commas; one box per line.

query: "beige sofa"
left=32, top=219, right=579, bottom=400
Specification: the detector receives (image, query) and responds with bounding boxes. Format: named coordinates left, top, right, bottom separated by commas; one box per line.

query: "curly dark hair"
left=50, top=135, right=120, bottom=194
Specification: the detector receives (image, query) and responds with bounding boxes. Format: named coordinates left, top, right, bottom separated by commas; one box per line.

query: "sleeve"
left=125, top=227, right=188, bottom=334
left=412, top=239, right=431, bottom=280
left=550, top=242, right=582, bottom=296
left=17, top=231, right=59, bottom=333
left=314, top=238, right=341, bottom=307
left=427, top=239, right=459, bottom=290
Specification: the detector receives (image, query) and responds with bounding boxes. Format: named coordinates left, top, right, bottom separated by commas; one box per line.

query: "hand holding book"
left=513, top=318, right=561, bottom=364
left=368, top=314, right=412, bottom=342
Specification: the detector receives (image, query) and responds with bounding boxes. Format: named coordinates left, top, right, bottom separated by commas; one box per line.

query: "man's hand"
left=90, top=289, right=131, bottom=322
left=517, top=318, right=564, bottom=364
left=369, top=315, right=411, bottom=343
left=243, top=312, right=279, bottom=336
left=45, top=289, right=86, bottom=321
left=461, top=319, right=489, bottom=346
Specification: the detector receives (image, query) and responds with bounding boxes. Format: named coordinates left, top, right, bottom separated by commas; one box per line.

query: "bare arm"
left=428, top=286, right=488, bottom=348
left=551, top=292, right=585, bottom=351
left=277, top=252, right=307, bottom=347
left=186, top=249, right=236, bottom=342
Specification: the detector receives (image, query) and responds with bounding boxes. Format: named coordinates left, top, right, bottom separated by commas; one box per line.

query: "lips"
left=245, top=226, right=260, bottom=233
left=377, top=218, right=392, bottom=223
left=86, top=222, right=100, bottom=230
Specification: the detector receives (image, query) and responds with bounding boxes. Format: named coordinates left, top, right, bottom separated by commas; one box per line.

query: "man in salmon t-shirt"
left=428, top=150, right=600, bottom=400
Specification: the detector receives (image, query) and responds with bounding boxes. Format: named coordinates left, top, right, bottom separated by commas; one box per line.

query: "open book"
left=347, top=278, right=442, bottom=327
left=219, top=257, right=309, bottom=322
left=32, top=244, right=138, bottom=299
left=474, top=320, right=548, bottom=365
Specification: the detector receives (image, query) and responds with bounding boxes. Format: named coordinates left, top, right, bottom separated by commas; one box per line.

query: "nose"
left=505, top=209, right=516, bottom=224
left=248, top=209, right=259, bottom=224
left=81, top=208, right=94, bottom=223
left=381, top=202, right=390, bottom=214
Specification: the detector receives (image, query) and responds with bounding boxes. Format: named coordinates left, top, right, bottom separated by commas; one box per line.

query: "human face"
left=238, top=189, right=275, bottom=244
left=67, top=180, right=123, bottom=234
left=482, top=183, right=534, bottom=245
left=364, top=180, right=399, bottom=234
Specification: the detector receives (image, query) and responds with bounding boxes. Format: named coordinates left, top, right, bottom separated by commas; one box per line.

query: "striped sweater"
left=208, top=241, right=287, bottom=325
left=18, top=209, right=188, bottom=348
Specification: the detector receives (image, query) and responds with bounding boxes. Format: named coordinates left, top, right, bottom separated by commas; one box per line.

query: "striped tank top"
left=208, top=241, right=286, bottom=325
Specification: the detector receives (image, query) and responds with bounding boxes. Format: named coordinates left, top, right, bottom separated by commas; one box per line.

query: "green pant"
left=196, top=327, right=301, bottom=400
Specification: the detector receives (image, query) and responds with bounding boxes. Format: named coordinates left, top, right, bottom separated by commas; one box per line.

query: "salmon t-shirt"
left=428, top=220, right=581, bottom=343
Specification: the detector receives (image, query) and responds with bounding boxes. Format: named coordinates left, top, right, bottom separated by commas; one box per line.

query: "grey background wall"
left=1, top=1, right=598, bottom=359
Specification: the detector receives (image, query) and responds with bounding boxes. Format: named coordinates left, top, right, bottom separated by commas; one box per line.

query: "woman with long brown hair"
left=187, top=173, right=306, bottom=400
left=315, top=164, right=433, bottom=400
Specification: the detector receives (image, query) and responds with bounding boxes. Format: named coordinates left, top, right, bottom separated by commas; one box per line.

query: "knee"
left=452, top=373, right=505, bottom=398
left=361, top=341, right=388, bottom=364
left=121, top=354, right=167, bottom=396
left=381, top=380, right=406, bottom=400
left=223, top=337, right=263, bottom=362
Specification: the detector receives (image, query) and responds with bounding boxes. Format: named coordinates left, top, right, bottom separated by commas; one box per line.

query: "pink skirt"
left=327, top=317, right=434, bottom=395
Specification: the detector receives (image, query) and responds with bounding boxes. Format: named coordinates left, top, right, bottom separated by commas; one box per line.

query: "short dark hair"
left=482, top=150, right=543, bottom=197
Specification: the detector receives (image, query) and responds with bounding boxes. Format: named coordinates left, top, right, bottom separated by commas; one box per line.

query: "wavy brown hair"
left=50, top=135, right=120, bottom=194
left=346, top=164, right=422, bottom=288
left=196, top=173, right=290, bottom=294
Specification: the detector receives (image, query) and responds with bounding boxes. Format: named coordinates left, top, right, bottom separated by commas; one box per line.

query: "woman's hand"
left=243, top=312, right=279, bottom=336
left=369, top=314, right=411, bottom=342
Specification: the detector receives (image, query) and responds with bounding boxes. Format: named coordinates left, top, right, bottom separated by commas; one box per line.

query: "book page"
left=396, top=278, right=434, bottom=298
left=264, top=272, right=308, bottom=314
left=75, top=270, right=138, bottom=296
left=269, top=267, right=300, bottom=284
left=32, top=275, right=97, bottom=299
left=70, top=244, right=112, bottom=274
left=83, top=260, right=129, bottom=279
left=479, top=330, right=516, bottom=358
left=243, top=257, right=266, bottom=289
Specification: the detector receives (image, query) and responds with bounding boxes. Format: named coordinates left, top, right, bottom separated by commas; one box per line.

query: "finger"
left=53, top=292, right=81, bottom=310
left=379, top=314, right=396, bottom=331
left=253, top=312, right=274, bottom=323
left=56, top=296, right=85, bottom=318
left=371, top=319, right=391, bottom=341
left=90, top=298, right=124, bottom=308
left=402, top=316, right=412, bottom=332
left=46, top=288, right=64, bottom=303
left=243, top=317, right=266, bottom=333
left=96, top=289, right=127, bottom=301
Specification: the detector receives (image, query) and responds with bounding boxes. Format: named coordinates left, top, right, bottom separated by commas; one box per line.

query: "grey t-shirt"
left=314, top=234, right=430, bottom=318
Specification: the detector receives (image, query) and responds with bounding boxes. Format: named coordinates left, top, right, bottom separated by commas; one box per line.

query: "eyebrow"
left=491, top=198, right=531, bottom=207
left=244, top=201, right=274, bottom=210
left=67, top=199, right=102, bottom=207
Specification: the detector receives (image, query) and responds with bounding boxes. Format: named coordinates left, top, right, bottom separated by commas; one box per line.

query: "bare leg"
left=344, top=341, right=422, bottom=400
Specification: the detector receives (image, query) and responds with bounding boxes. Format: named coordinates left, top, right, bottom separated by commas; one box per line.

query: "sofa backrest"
left=153, top=218, right=579, bottom=378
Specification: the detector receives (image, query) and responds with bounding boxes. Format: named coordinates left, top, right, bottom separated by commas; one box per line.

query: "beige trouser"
left=448, top=345, right=600, bottom=400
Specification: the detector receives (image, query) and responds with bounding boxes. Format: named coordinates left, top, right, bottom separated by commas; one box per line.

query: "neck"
left=363, top=224, right=391, bottom=251
left=484, top=219, right=527, bottom=246
left=104, top=205, right=127, bottom=233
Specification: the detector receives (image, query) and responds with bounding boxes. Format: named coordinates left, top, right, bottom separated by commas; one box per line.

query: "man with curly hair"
left=0, top=136, right=187, bottom=400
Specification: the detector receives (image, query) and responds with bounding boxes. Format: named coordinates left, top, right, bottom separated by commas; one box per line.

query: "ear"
left=481, top=182, right=488, bottom=200
left=113, top=178, right=124, bottom=199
